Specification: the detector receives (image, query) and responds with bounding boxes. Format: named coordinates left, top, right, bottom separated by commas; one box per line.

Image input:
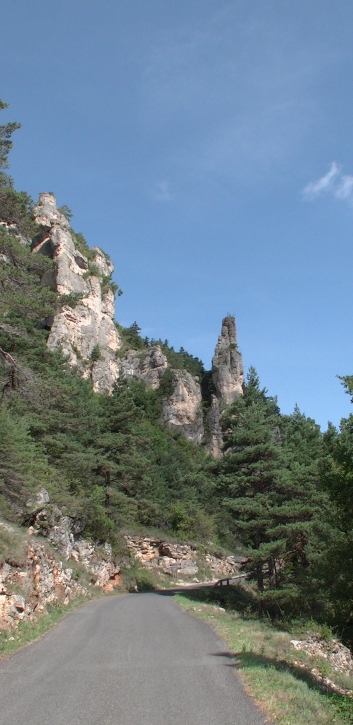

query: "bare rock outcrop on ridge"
left=205, top=394, right=224, bottom=459
left=31, top=194, right=244, bottom=449
left=32, top=192, right=122, bottom=393
left=212, top=315, right=244, bottom=405
left=118, top=345, right=168, bottom=389
left=161, top=370, right=204, bottom=445
left=205, top=316, right=244, bottom=457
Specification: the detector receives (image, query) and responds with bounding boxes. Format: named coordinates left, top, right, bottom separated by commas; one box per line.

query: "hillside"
left=2, top=101, right=353, bottom=651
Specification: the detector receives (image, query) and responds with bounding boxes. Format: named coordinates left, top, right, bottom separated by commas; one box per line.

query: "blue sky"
left=2, top=0, right=353, bottom=428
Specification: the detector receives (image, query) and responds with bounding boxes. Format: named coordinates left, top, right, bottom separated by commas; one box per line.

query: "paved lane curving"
left=0, top=592, right=269, bottom=725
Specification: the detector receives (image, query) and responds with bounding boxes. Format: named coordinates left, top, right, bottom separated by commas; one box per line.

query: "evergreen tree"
left=218, top=369, right=324, bottom=597
left=0, top=100, right=21, bottom=170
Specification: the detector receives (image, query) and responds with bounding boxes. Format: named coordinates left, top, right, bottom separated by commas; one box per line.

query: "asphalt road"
left=0, top=592, right=269, bottom=725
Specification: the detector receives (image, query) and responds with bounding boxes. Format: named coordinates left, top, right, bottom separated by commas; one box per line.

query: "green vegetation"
left=0, top=217, right=215, bottom=546
left=177, top=594, right=353, bottom=725
left=116, top=320, right=206, bottom=380
left=2, top=98, right=353, bottom=666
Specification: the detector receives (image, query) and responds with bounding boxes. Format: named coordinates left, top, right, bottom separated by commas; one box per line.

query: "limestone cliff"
left=160, top=370, right=204, bottom=445
left=212, top=316, right=244, bottom=404
left=117, top=350, right=204, bottom=443
left=205, top=394, right=223, bottom=458
left=32, top=193, right=122, bottom=393
left=124, top=535, right=246, bottom=582
left=0, top=486, right=121, bottom=629
left=205, top=316, right=244, bottom=457
left=117, top=345, right=168, bottom=389
left=31, top=194, right=244, bottom=451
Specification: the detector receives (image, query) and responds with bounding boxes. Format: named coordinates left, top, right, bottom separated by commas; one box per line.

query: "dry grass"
left=176, top=593, right=353, bottom=725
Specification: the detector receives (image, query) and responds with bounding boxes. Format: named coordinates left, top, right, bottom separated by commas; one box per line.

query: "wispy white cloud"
left=335, top=174, right=353, bottom=201
left=303, top=163, right=353, bottom=205
left=303, top=162, right=340, bottom=199
left=151, top=181, right=174, bottom=202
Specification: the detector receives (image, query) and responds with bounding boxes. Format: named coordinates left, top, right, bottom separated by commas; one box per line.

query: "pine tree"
left=218, top=369, right=324, bottom=595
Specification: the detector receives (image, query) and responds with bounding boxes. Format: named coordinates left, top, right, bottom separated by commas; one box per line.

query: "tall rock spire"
left=206, top=316, right=244, bottom=458
left=212, top=316, right=244, bottom=404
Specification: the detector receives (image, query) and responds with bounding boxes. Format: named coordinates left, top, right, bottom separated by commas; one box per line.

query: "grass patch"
left=176, top=592, right=353, bottom=725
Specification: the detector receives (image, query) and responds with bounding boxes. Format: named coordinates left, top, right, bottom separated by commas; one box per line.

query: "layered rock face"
left=0, top=489, right=121, bottom=629
left=161, top=370, right=204, bottom=445
left=205, top=316, right=244, bottom=457
left=125, top=535, right=245, bottom=581
left=32, top=193, right=204, bottom=440
left=205, top=394, right=223, bottom=458
left=32, top=193, right=122, bottom=393
left=31, top=194, right=244, bottom=449
left=118, top=345, right=168, bottom=389
left=212, top=316, right=244, bottom=404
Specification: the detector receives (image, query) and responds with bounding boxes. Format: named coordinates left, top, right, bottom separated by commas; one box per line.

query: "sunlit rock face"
left=204, top=316, right=244, bottom=457
left=205, top=394, right=223, bottom=459
left=212, top=316, right=244, bottom=405
left=32, top=193, right=122, bottom=393
left=31, top=194, right=244, bottom=452
left=117, top=345, right=168, bottom=389
left=161, top=370, right=204, bottom=445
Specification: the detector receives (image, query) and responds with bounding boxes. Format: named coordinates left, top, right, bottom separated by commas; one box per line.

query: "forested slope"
left=2, top=101, right=353, bottom=643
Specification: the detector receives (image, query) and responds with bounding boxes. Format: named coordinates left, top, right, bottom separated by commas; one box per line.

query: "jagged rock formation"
left=161, top=370, right=204, bottom=445
left=117, top=351, right=204, bottom=443
left=25, top=492, right=119, bottom=587
left=125, top=535, right=245, bottom=581
left=118, top=345, right=168, bottom=389
left=205, top=316, right=244, bottom=457
left=30, top=194, right=245, bottom=450
left=205, top=395, right=223, bottom=459
left=32, top=192, right=122, bottom=393
left=212, top=316, right=244, bottom=404
left=0, top=537, right=89, bottom=629
left=0, top=491, right=121, bottom=629
left=31, top=193, right=205, bottom=440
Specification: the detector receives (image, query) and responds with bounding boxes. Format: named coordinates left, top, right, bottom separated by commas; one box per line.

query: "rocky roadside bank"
left=124, top=535, right=246, bottom=582
left=0, top=488, right=121, bottom=630
left=1, top=488, right=248, bottom=630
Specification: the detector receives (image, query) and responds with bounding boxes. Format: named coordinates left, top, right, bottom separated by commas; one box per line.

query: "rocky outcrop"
left=0, top=512, right=121, bottom=630
left=124, top=535, right=244, bottom=581
left=205, top=395, right=223, bottom=459
left=161, top=370, right=204, bottom=444
left=212, top=316, right=244, bottom=405
left=0, top=487, right=121, bottom=630
left=26, top=492, right=121, bottom=591
left=31, top=194, right=244, bottom=449
left=0, top=535, right=89, bottom=629
left=32, top=193, right=122, bottom=393
left=118, top=345, right=168, bottom=389
left=290, top=634, right=353, bottom=696
left=205, top=316, right=244, bottom=457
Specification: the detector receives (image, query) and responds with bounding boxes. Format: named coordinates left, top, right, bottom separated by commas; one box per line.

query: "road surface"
left=0, top=592, right=269, bottom=725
